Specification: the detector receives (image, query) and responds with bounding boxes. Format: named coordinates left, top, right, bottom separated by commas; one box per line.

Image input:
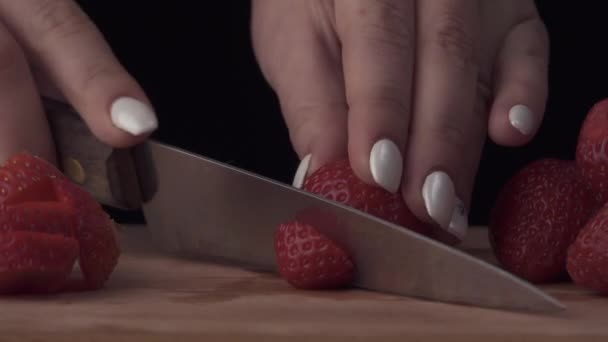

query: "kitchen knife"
left=43, top=98, right=564, bottom=313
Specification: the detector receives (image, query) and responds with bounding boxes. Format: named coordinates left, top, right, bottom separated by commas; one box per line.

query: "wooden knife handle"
left=43, top=98, right=143, bottom=210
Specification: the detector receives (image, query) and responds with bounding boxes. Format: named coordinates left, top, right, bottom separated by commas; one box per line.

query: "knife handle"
left=43, top=98, right=143, bottom=210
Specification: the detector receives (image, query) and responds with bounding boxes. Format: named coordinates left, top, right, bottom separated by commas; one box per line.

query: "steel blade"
left=133, top=141, right=564, bottom=313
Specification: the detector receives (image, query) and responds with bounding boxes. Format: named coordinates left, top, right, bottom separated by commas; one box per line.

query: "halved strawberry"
left=0, top=231, right=79, bottom=294
left=275, top=221, right=355, bottom=289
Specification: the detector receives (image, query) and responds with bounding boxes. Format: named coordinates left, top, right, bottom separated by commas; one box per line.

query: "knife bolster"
left=44, top=98, right=143, bottom=210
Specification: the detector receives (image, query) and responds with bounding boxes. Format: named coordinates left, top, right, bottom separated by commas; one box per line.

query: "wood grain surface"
left=0, top=226, right=606, bottom=341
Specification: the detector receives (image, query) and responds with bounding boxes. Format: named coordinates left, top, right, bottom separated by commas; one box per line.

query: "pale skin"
left=0, top=0, right=549, bottom=240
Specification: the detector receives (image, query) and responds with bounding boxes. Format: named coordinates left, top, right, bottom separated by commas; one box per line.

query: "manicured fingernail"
left=370, top=139, right=403, bottom=193
left=110, top=97, right=158, bottom=136
left=292, top=154, right=312, bottom=189
left=447, top=198, right=468, bottom=240
left=422, top=171, right=456, bottom=229
left=508, top=104, right=536, bottom=135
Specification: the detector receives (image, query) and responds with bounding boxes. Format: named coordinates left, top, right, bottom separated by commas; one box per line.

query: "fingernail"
left=369, top=139, right=403, bottom=193
left=110, top=97, right=158, bottom=136
left=508, top=104, right=536, bottom=135
left=292, top=154, right=312, bottom=189
left=421, top=171, right=456, bottom=229
left=447, top=198, right=468, bottom=240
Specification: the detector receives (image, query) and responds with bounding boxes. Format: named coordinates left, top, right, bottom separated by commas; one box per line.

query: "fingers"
left=0, top=0, right=158, bottom=148
left=335, top=0, right=415, bottom=193
left=487, top=15, right=549, bottom=146
left=0, top=22, right=54, bottom=162
left=251, top=0, right=348, bottom=187
left=401, top=0, right=481, bottom=241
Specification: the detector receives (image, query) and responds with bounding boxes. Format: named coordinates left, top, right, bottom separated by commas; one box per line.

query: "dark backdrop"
left=74, top=1, right=606, bottom=225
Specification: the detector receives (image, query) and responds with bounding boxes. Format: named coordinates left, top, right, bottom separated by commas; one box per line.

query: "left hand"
left=251, top=0, right=549, bottom=241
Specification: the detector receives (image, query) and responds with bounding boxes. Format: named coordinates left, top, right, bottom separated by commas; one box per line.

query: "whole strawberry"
left=567, top=202, right=608, bottom=294
left=576, top=98, right=608, bottom=207
left=275, top=221, right=354, bottom=289
left=489, top=158, right=595, bottom=283
left=302, top=159, right=431, bottom=236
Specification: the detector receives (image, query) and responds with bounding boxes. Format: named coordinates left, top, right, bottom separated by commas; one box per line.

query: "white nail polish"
left=110, top=97, right=158, bottom=136
left=447, top=198, right=468, bottom=240
left=370, top=139, right=403, bottom=193
left=292, top=154, right=312, bottom=189
left=421, top=171, right=456, bottom=229
left=509, top=104, right=536, bottom=135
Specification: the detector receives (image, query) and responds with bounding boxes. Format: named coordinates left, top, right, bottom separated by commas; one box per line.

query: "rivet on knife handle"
left=43, top=97, right=143, bottom=210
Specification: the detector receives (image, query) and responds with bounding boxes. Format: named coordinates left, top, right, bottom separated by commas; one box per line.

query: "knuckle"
left=433, top=13, right=476, bottom=70
left=30, top=0, right=90, bottom=42
left=360, top=1, right=414, bottom=53
left=79, top=61, right=122, bottom=93
left=0, top=34, right=24, bottom=75
left=433, top=119, right=470, bottom=153
left=286, top=102, right=345, bottom=147
left=475, top=78, right=493, bottom=117
left=365, top=93, right=410, bottom=127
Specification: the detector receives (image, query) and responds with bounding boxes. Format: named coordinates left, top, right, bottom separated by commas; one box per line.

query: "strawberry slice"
left=52, top=179, right=120, bottom=289
left=0, top=231, right=79, bottom=294
left=0, top=201, right=76, bottom=237
left=567, top=202, right=608, bottom=294
left=275, top=221, right=355, bottom=289
left=489, top=158, right=595, bottom=283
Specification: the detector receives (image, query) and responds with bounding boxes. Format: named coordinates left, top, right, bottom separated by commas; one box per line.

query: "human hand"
left=0, top=0, right=158, bottom=163
left=252, top=0, right=549, bottom=241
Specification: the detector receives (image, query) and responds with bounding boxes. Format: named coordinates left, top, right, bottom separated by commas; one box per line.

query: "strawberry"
left=0, top=152, right=120, bottom=290
left=576, top=98, right=608, bottom=207
left=489, top=158, right=595, bottom=283
left=566, top=202, right=608, bottom=294
left=0, top=231, right=79, bottom=294
left=274, top=159, right=432, bottom=289
left=275, top=221, right=355, bottom=289
left=53, top=179, right=120, bottom=289
left=302, top=159, right=431, bottom=235
left=0, top=201, right=77, bottom=237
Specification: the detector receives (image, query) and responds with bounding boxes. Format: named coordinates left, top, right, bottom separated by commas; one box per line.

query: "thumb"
left=0, top=1, right=158, bottom=149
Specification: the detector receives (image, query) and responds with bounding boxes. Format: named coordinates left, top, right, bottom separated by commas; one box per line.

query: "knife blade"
left=43, top=98, right=564, bottom=313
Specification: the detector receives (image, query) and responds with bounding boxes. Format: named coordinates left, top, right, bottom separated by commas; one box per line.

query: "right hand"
left=0, top=0, right=158, bottom=164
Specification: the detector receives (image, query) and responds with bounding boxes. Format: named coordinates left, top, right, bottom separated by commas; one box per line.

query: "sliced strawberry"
left=0, top=231, right=79, bottom=294
left=489, top=158, right=596, bottom=283
left=576, top=98, right=608, bottom=207
left=275, top=221, right=355, bottom=289
left=302, top=159, right=431, bottom=236
left=0, top=152, right=120, bottom=290
left=567, top=202, right=608, bottom=294
left=53, top=179, right=120, bottom=290
left=4, top=152, right=65, bottom=180
left=0, top=201, right=76, bottom=237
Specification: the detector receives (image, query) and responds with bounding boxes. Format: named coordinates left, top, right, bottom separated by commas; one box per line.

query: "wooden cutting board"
left=0, top=225, right=606, bottom=341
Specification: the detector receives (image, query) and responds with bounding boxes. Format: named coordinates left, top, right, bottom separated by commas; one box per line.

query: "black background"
left=75, top=1, right=607, bottom=225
